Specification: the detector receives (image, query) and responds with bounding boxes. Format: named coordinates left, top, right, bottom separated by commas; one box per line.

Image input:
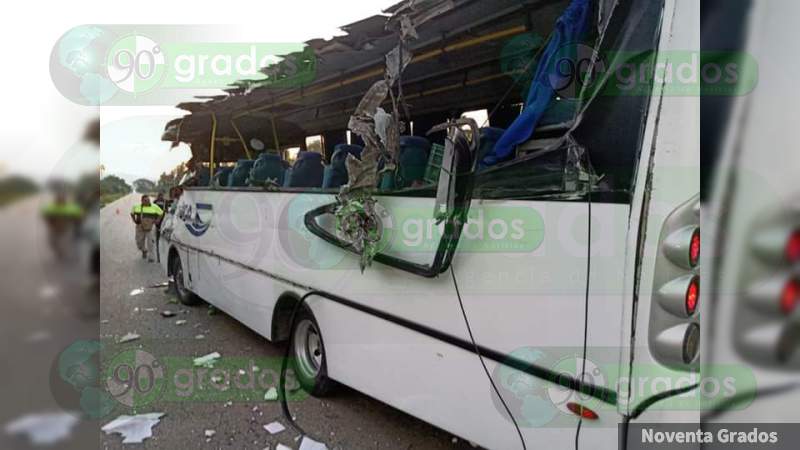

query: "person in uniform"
left=42, top=191, right=84, bottom=261
left=130, top=195, right=163, bottom=261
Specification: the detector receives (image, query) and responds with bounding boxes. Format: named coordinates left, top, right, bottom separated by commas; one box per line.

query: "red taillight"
left=786, top=230, right=800, bottom=263
left=689, top=229, right=700, bottom=267
left=685, top=276, right=699, bottom=316
left=566, top=402, right=598, bottom=420
left=780, top=279, right=799, bottom=315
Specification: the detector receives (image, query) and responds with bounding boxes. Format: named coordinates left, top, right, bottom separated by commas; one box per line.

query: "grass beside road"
left=100, top=192, right=128, bottom=208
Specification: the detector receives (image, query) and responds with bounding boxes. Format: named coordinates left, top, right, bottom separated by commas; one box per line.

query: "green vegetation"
left=0, top=175, right=39, bottom=208
left=133, top=178, right=157, bottom=194
left=157, top=162, right=189, bottom=193
left=100, top=175, right=132, bottom=207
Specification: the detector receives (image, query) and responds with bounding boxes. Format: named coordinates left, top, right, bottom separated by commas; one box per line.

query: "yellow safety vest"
left=42, top=202, right=84, bottom=219
left=131, top=204, right=164, bottom=218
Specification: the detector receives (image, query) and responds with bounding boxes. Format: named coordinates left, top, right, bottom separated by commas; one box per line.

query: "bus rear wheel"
left=170, top=254, right=201, bottom=306
left=291, top=307, right=334, bottom=396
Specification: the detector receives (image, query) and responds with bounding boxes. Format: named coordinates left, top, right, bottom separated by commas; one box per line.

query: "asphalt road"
left=99, top=193, right=477, bottom=450
left=0, top=195, right=98, bottom=450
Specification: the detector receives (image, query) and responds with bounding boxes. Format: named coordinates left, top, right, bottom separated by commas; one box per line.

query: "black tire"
left=170, top=254, right=202, bottom=306
left=290, top=307, right=335, bottom=396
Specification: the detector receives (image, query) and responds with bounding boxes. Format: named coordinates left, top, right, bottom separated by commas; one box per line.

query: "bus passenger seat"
left=398, top=136, right=431, bottom=188
left=249, top=152, right=287, bottom=187
left=287, top=151, right=324, bottom=188
left=323, top=144, right=363, bottom=189
left=213, top=167, right=233, bottom=187
left=478, top=127, right=506, bottom=164
left=228, top=159, right=255, bottom=187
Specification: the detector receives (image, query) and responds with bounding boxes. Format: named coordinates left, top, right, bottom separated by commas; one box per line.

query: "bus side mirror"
left=427, top=118, right=480, bottom=223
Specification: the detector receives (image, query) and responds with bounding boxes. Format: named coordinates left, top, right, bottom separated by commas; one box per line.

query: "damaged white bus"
left=158, top=0, right=700, bottom=448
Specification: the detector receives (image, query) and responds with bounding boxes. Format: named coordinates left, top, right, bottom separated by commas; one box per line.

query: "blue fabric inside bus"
left=213, top=167, right=232, bottom=187
left=249, top=152, right=287, bottom=186
left=288, top=151, right=324, bottom=188
left=323, top=144, right=363, bottom=189
left=398, top=136, right=431, bottom=188
left=482, top=0, right=591, bottom=166
left=228, top=160, right=255, bottom=187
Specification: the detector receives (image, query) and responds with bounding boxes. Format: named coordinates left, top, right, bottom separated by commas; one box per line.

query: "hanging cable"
left=450, top=266, right=527, bottom=450
left=575, top=150, right=595, bottom=450
left=278, top=291, right=326, bottom=442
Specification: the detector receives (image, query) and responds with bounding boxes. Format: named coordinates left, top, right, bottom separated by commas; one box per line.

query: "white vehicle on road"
left=159, top=0, right=700, bottom=448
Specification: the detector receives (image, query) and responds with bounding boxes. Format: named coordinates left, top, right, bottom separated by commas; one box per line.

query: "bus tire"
left=170, top=253, right=201, bottom=306
left=290, top=307, right=334, bottom=396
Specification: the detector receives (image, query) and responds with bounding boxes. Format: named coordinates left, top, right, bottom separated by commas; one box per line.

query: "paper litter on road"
left=101, top=413, right=164, bottom=444
left=194, top=334, right=205, bottom=340
left=149, top=281, right=170, bottom=288
left=276, top=445, right=292, bottom=450
left=25, top=330, right=51, bottom=343
left=118, top=333, right=140, bottom=343
left=38, top=285, right=59, bottom=299
left=144, top=308, right=157, bottom=312
left=264, top=387, right=278, bottom=401
left=3, top=411, right=80, bottom=445
left=263, top=421, right=286, bottom=434
left=129, top=288, right=145, bottom=296
left=193, top=352, right=221, bottom=368
left=299, top=435, right=329, bottom=450
left=160, top=310, right=176, bottom=317
left=204, top=429, right=216, bottom=438
left=175, top=320, right=187, bottom=326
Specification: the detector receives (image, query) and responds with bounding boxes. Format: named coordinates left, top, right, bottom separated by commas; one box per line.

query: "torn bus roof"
left=162, top=0, right=590, bottom=162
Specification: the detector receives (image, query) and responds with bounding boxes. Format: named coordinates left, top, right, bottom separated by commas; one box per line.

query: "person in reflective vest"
left=131, top=195, right=163, bottom=260
left=42, top=192, right=84, bottom=260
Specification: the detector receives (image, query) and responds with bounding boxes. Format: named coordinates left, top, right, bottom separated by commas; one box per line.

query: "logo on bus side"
left=183, top=203, right=213, bottom=237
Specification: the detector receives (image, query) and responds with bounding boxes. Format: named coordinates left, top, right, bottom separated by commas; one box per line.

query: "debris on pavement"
left=299, top=435, right=328, bottom=450
left=276, top=444, right=292, bottom=450
left=264, top=387, right=278, bottom=401
left=101, top=413, right=164, bottom=444
left=204, top=429, right=216, bottom=439
left=24, top=330, right=51, bottom=343
left=195, top=334, right=205, bottom=340
left=149, top=281, right=170, bottom=288
left=193, top=352, right=221, bottom=368
left=160, top=310, right=176, bottom=318
left=118, top=332, right=140, bottom=344
left=38, top=285, right=59, bottom=299
left=3, top=411, right=80, bottom=445
left=144, top=307, right=157, bottom=312
left=175, top=320, right=187, bottom=326
left=129, top=288, right=144, bottom=296
left=263, top=421, right=286, bottom=435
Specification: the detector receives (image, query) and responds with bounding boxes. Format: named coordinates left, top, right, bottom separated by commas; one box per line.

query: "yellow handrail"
left=270, top=115, right=280, bottom=151
left=209, top=112, right=217, bottom=181
left=230, top=118, right=252, bottom=159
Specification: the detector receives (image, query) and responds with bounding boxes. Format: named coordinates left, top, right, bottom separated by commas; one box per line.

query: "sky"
left=0, top=0, right=399, bottom=182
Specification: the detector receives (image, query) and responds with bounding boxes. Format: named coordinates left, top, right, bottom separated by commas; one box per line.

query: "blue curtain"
left=482, top=0, right=592, bottom=166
